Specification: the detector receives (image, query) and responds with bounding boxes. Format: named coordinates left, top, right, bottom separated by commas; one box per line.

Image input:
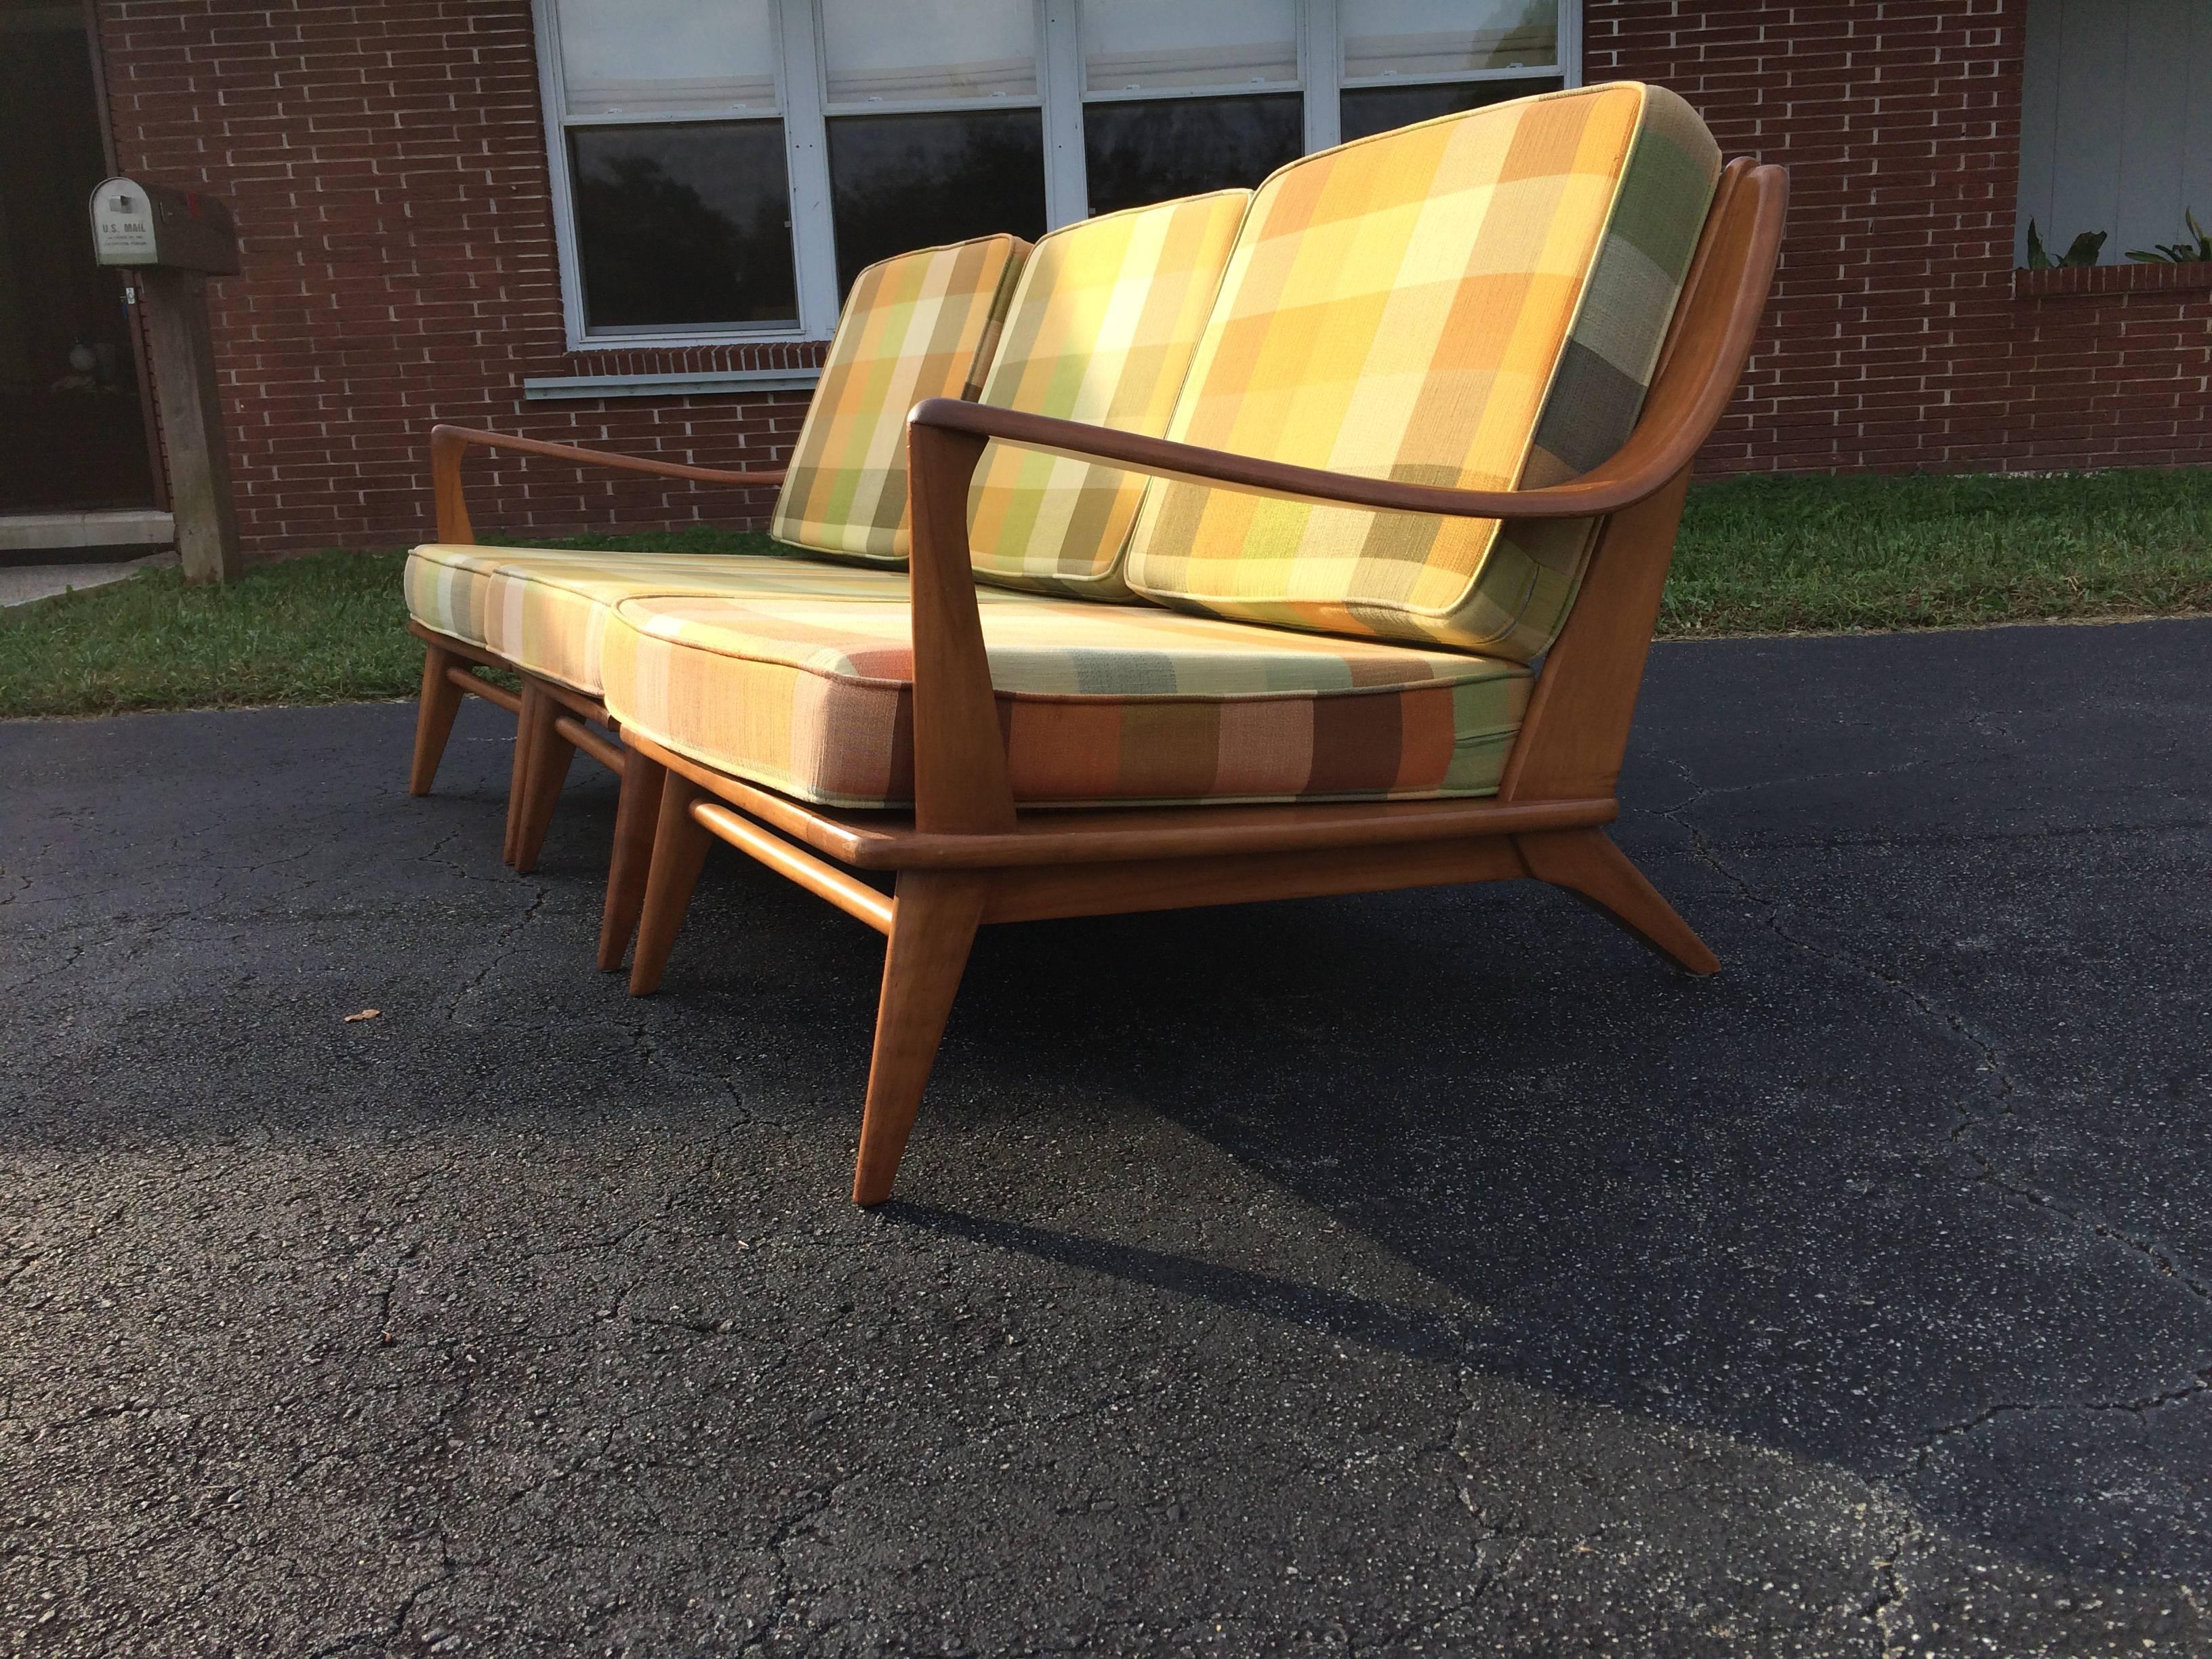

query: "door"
left=0, top=1, right=159, bottom=512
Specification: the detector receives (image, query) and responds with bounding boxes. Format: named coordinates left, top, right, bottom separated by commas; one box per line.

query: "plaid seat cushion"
left=405, top=544, right=924, bottom=697
left=1125, top=83, right=1721, bottom=661
left=600, top=590, right=1532, bottom=811
left=770, top=234, right=1029, bottom=565
left=966, top=190, right=1248, bottom=601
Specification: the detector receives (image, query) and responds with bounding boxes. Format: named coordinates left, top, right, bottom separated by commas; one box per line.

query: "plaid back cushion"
left=1125, top=83, right=1721, bottom=660
left=770, top=233, right=1028, bottom=565
left=964, top=190, right=1248, bottom=600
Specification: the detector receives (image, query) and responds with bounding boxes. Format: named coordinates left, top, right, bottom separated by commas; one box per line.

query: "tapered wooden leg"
left=598, top=748, right=667, bottom=972
left=851, top=873, right=989, bottom=1206
left=409, top=642, right=465, bottom=797
left=501, top=682, right=537, bottom=867
left=1515, top=829, right=1720, bottom=976
left=509, top=681, right=576, bottom=875
left=628, top=773, right=711, bottom=996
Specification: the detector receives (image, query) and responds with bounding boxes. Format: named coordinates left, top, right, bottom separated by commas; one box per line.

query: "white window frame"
left=535, top=0, right=1580, bottom=351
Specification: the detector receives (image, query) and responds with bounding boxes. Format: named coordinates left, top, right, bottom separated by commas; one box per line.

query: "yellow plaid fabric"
left=1126, top=83, right=1721, bottom=660
left=405, top=544, right=922, bottom=697
left=602, top=590, right=1530, bottom=811
left=965, top=190, right=1248, bottom=600
left=770, top=234, right=1029, bottom=565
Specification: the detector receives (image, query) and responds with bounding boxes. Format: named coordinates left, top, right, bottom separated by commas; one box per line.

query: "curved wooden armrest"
left=906, top=399, right=1665, bottom=519
left=428, top=423, right=787, bottom=544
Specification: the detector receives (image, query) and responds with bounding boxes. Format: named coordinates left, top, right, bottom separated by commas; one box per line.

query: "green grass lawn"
left=3, top=470, right=2207, bottom=720
left=1664, top=468, right=2212, bottom=635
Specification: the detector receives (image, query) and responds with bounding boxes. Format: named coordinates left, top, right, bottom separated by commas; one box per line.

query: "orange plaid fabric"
left=1125, top=83, right=1720, bottom=659
left=602, top=590, right=1530, bottom=810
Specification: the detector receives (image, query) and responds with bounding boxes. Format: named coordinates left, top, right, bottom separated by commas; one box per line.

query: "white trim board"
left=523, top=369, right=823, bottom=401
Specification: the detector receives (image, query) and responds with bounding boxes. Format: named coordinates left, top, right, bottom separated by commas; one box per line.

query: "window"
left=2016, top=0, right=2212, bottom=267
left=1079, top=3, right=1304, bottom=216
left=1340, top=0, right=1566, bottom=141
left=550, top=0, right=798, bottom=333
left=819, top=1, right=1049, bottom=289
left=535, top=1, right=1580, bottom=346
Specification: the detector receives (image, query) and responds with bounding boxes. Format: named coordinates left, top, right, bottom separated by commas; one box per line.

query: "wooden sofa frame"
left=405, top=432, right=785, bottom=937
left=605, top=159, right=1787, bottom=1206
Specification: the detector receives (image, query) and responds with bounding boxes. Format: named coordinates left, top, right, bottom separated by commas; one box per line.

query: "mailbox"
left=90, top=178, right=239, bottom=275
left=87, top=180, right=242, bottom=583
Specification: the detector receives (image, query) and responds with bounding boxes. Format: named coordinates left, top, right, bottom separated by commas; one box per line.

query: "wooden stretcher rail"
left=446, top=661, right=520, bottom=715
left=691, top=800, right=896, bottom=935
left=552, top=713, right=624, bottom=776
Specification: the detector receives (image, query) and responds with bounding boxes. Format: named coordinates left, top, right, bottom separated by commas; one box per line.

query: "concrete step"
left=0, top=510, right=176, bottom=557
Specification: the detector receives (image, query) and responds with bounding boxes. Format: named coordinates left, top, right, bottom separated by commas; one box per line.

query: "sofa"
left=401, top=83, right=1787, bottom=1204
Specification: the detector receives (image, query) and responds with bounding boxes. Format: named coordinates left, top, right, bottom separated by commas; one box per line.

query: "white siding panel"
left=2019, top=0, right=2212, bottom=264
left=2047, top=0, right=2128, bottom=257
left=2186, top=5, right=2212, bottom=247
left=2015, top=0, right=2062, bottom=265
left=2116, top=0, right=2189, bottom=257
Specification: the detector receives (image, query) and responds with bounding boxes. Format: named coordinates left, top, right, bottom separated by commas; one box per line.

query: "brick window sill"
left=2013, top=262, right=2212, bottom=299
left=525, top=339, right=832, bottom=402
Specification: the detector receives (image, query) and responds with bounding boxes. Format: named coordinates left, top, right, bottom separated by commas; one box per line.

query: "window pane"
left=1343, top=1, right=1560, bottom=80
left=820, top=0, right=1036, bottom=104
left=827, top=110, right=1046, bottom=293
left=1082, top=94, right=1302, bottom=217
left=570, top=123, right=798, bottom=331
left=1338, top=76, right=1561, bottom=143
left=1080, top=0, right=1298, bottom=94
left=556, top=0, right=778, bottom=117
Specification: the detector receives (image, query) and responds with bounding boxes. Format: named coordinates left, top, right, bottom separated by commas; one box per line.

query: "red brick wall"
left=1587, top=0, right=2212, bottom=476
left=94, top=0, right=2212, bottom=562
left=94, top=0, right=811, bottom=560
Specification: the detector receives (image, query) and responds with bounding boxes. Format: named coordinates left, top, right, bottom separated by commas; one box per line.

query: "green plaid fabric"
left=770, top=233, right=1029, bottom=565
left=964, top=190, right=1249, bottom=600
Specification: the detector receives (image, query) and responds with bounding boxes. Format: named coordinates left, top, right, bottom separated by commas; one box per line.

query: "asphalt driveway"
left=2, top=619, right=2208, bottom=1656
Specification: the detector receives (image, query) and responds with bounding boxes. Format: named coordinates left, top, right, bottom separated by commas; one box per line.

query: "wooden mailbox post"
left=89, top=178, right=242, bottom=585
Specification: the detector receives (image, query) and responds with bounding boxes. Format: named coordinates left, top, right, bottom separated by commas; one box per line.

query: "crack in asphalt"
left=623, top=1009, right=754, bottom=1132
left=440, top=881, right=551, bottom=1027
left=304, top=1519, right=461, bottom=1657
left=1687, top=817, right=2209, bottom=855
left=1899, top=1372, right=2212, bottom=1476
left=752, top=1462, right=867, bottom=1648
left=1864, top=1517, right=1915, bottom=1659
